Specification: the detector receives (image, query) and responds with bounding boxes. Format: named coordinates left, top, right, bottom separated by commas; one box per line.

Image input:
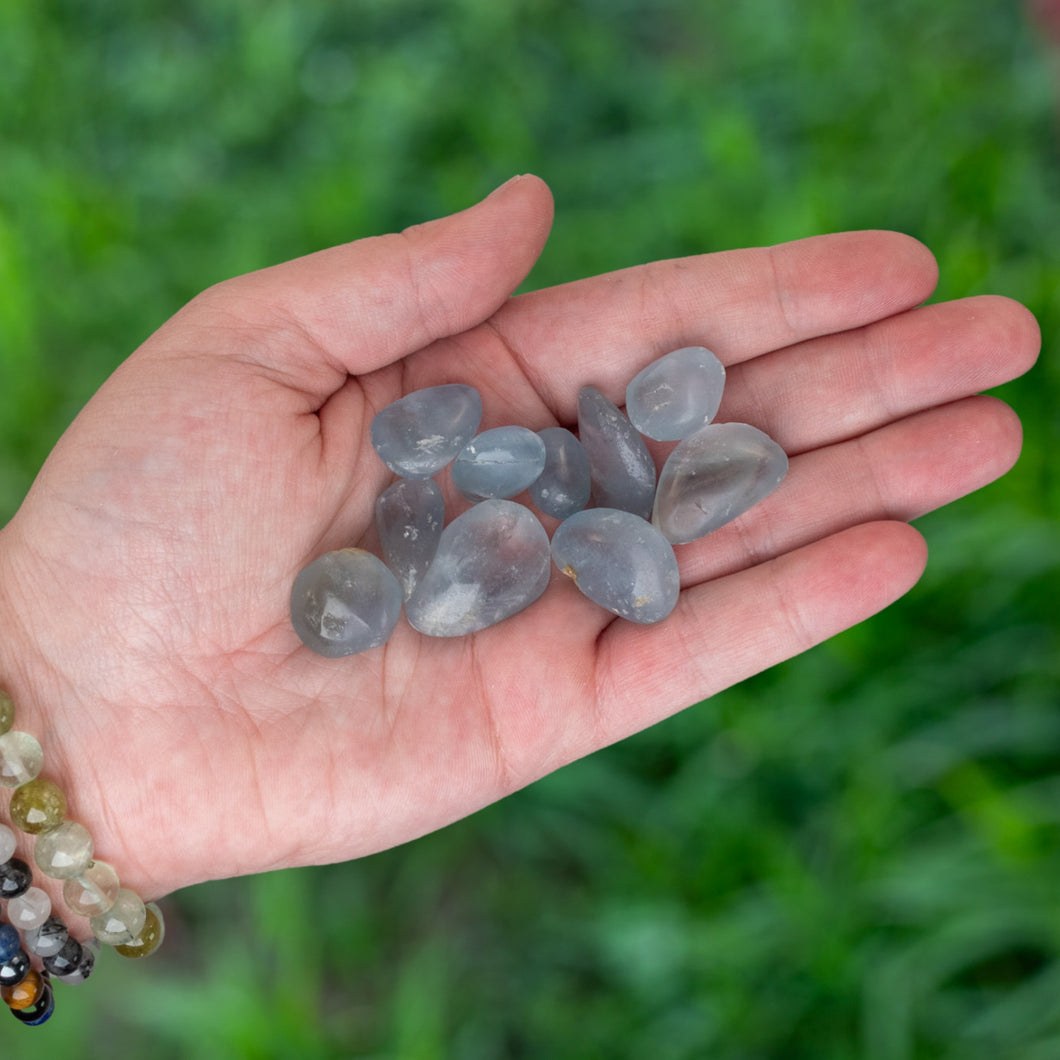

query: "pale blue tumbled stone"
left=552, top=508, right=680, bottom=624
left=626, top=346, right=726, bottom=441
left=652, top=422, right=789, bottom=544
left=577, top=385, right=656, bottom=519
left=451, top=426, right=546, bottom=502
left=290, top=548, right=403, bottom=657
left=370, top=384, right=482, bottom=479
left=528, top=427, right=591, bottom=519
left=375, top=478, right=445, bottom=599
left=405, top=499, right=550, bottom=636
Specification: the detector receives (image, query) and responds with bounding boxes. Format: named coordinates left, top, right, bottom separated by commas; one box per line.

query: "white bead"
left=0, top=730, right=43, bottom=787
left=8, top=885, right=51, bottom=930
left=34, top=820, right=94, bottom=879
left=0, top=823, right=16, bottom=862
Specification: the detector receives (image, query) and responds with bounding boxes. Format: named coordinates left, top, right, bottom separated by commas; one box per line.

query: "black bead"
left=26, top=915, right=69, bottom=957
left=0, top=857, right=32, bottom=900
left=42, top=936, right=83, bottom=977
left=0, top=949, right=30, bottom=988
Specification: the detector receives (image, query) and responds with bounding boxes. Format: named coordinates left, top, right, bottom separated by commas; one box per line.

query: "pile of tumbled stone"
left=290, top=347, right=788, bottom=657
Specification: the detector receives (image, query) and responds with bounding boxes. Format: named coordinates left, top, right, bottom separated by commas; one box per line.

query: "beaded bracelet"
left=0, top=688, right=164, bottom=1026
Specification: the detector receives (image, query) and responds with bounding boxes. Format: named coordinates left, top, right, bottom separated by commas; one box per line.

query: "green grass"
left=2, top=0, right=1059, bottom=1056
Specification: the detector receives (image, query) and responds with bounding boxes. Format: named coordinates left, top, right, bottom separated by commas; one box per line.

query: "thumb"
left=189, top=174, right=555, bottom=386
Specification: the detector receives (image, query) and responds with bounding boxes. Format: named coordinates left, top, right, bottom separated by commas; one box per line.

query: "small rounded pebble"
left=90, top=888, right=147, bottom=946
left=370, top=384, right=483, bottom=479
left=626, top=346, right=726, bottom=441
left=528, top=427, right=592, bottom=519
left=452, top=426, right=546, bottom=501
left=63, top=859, right=120, bottom=917
left=0, top=731, right=43, bottom=788
left=10, top=777, right=67, bottom=835
left=375, top=478, right=445, bottom=600
left=290, top=548, right=403, bottom=658
left=552, top=508, right=680, bottom=624
left=34, top=820, right=94, bottom=880
left=7, top=886, right=51, bottom=931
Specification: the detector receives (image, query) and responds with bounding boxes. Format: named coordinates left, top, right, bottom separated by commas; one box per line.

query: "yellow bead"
left=0, top=690, right=13, bottom=735
left=114, top=902, right=165, bottom=959
left=10, top=777, right=67, bottom=834
left=2, top=968, right=43, bottom=1011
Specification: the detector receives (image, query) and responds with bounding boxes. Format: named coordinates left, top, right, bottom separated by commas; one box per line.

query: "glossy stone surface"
left=626, top=346, right=726, bottom=441
left=406, top=499, right=550, bottom=636
left=0, top=857, right=32, bottom=899
left=0, top=950, right=30, bottom=988
left=41, top=936, right=83, bottom=976
left=290, top=548, right=403, bottom=657
left=0, top=824, right=16, bottom=863
left=34, top=820, right=94, bottom=880
left=577, top=386, right=656, bottom=519
left=9, top=975, right=54, bottom=1024
left=528, top=427, right=592, bottom=519
left=552, top=508, right=680, bottom=624
left=0, top=689, right=13, bottom=734
left=54, top=942, right=95, bottom=985
left=8, top=886, right=51, bottom=931
left=1, top=967, right=44, bottom=1011
left=452, top=426, right=546, bottom=501
left=653, top=422, right=789, bottom=544
left=0, top=731, right=43, bottom=788
left=25, top=915, right=69, bottom=958
left=375, top=478, right=445, bottom=599
left=64, top=859, right=120, bottom=916
left=114, top=902, right=165, bottom=959
left=91, top=888, right=147, bottom=946
left=370, top=384, right=483, bottom=479
left=0, top=924, right=19, bottom=963
left=10, top=777, right=66, bottom=835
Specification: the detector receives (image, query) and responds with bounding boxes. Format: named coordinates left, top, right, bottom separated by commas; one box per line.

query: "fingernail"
left=486, top=174, right=527, bottom=199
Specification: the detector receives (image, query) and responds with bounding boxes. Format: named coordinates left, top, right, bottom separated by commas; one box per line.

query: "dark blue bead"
left=0, top=949, right=30, bottom=988
left=0, top=923, right=20, bottom=962
left=0, top=858, right=32, bottom=900
left=10, top=974, right=55, bottom=1026
left=42, top=936, right=83, bottom=977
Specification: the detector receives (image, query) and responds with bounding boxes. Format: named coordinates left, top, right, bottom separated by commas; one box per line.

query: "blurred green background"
left=2, top=0, right=1059, bottom=1056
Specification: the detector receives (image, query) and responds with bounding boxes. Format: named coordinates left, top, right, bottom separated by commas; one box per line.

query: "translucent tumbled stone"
left=405, top=499, right=550, bottom=636
left=0, top=689, right=13, bottom=734
left=370, top=384, right=483, bottom=479
left=33, top=820, right=94, bottom=880
left=8, top=886, right=51, bottom=931
left=375, top=478, right=445, bottom=599
left=652, top=422, right=789, bottom=544
left=25, top=915, right=69, bottom=958
left=10, top=777, right=67, bottom=835
left=0, top=823, right=16, bottom=863
left=452, top=426, right=547, bottom=502
left=577, top=385, right=656, bottom=519
left=90, top=887, right=147, bottom=946
left=290, top=548, right=403, bottom=658
left=552, top=508, right=680, bottom=624
left=528, top=427, right=592, bottom=520
left=114, top=902, right=165, bottom=959
left=0, top=731, right=43, bottom=788
left=626, top=346, right=726, bottom=441
left=64, top=859, right=120, bottom=916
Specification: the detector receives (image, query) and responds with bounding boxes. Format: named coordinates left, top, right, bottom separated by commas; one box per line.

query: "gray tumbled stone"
left=652, top=422, right=788, bottom=544
left=452, top=426, right=546, bottom=502
left=528, top=427, right=592, bottom=520
left=577, top=385, right=656, bottom=519
left=552, top=508, right=680, bottom=624
left=405, top=499, right=550, bottom=636
left=370, top=384, right=482, bottom=479
left=626, top=346, right=726, bottom=441
left=290, top=548, right=403, bottom=657
left=375, top=478, right=445, bottom=599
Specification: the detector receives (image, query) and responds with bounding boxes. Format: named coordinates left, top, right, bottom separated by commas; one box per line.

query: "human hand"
left=0, top=176, right=1038, bottom=900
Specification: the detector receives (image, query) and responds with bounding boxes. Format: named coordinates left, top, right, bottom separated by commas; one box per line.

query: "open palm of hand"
left=0, top=176, right=1038, bottom=900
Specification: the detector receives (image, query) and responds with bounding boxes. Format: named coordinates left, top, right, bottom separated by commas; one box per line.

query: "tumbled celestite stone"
left=9, top=777, right=67, bottom=835
left=375, top=478, right=445, bottom=599
left=0, top=731, right=43, bottom=788
left=452, top=426, right=547, bottom=502
left=290, top=548, right=403, bottom=657
left=90, top=887, right=147, bottom=946
left=34, top=820, right=93, bottom=880
left=528, top=427, right=592, bottom=519
left=577, top=386, right=656, bottom=519
left=405, top=499, right=550, bottom=636
left=626, top=346, right=726, bottom=441
left=370, top=384, right=483, bottom=479
left=652, top=422, right=789, bottom=544
left=552, top=508, right=680, bottom=624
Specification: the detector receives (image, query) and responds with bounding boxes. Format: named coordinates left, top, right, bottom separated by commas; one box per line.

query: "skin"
left=0, top=175, right=1039, bottom=909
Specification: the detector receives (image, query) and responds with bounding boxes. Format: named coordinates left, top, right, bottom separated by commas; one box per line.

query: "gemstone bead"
left=0, top=924, right=19, bottom=963
left=114, top=902, right=165, bottom=958
left=10, top=975, right=54, bottom=1024
left=1, top=967, right=44, bottom=1011
left=25, top=915, right=69, bottom=958
left=528, top=427, right=592, bottom=520
left=7, top=886, right=51, bottom=931
left=405, top=499, right=551, bottom=637
left=90, top=887, right=147, bottom=946
left=34, top=820, right=94, bottom=880
left=0, top=690, right=13, bottom=734
left=375, top=477, right=445, bottom=599
left=625, top=346, right=726, bottom=441
left=577, top=385, right=656, bottom=519
left=54, top=942, right=95, bottom=985
left=42, top=936, right=83, bottom=977
left=63, top=859, right=120, bottom=916
left=9, top=777, right=67, bottom=835
left=0, top=950, right=30, bottom=988
left=290, top=548, right=403, bottom=658
left=0, top=824, right=16, bottom=863
left=451, top=426, right=547, bottom=502
left=0, top=731, right=43, bottom=788
left=370, top=384, right=483, bottom=479
left=0, top=857, right=32, bottom=899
